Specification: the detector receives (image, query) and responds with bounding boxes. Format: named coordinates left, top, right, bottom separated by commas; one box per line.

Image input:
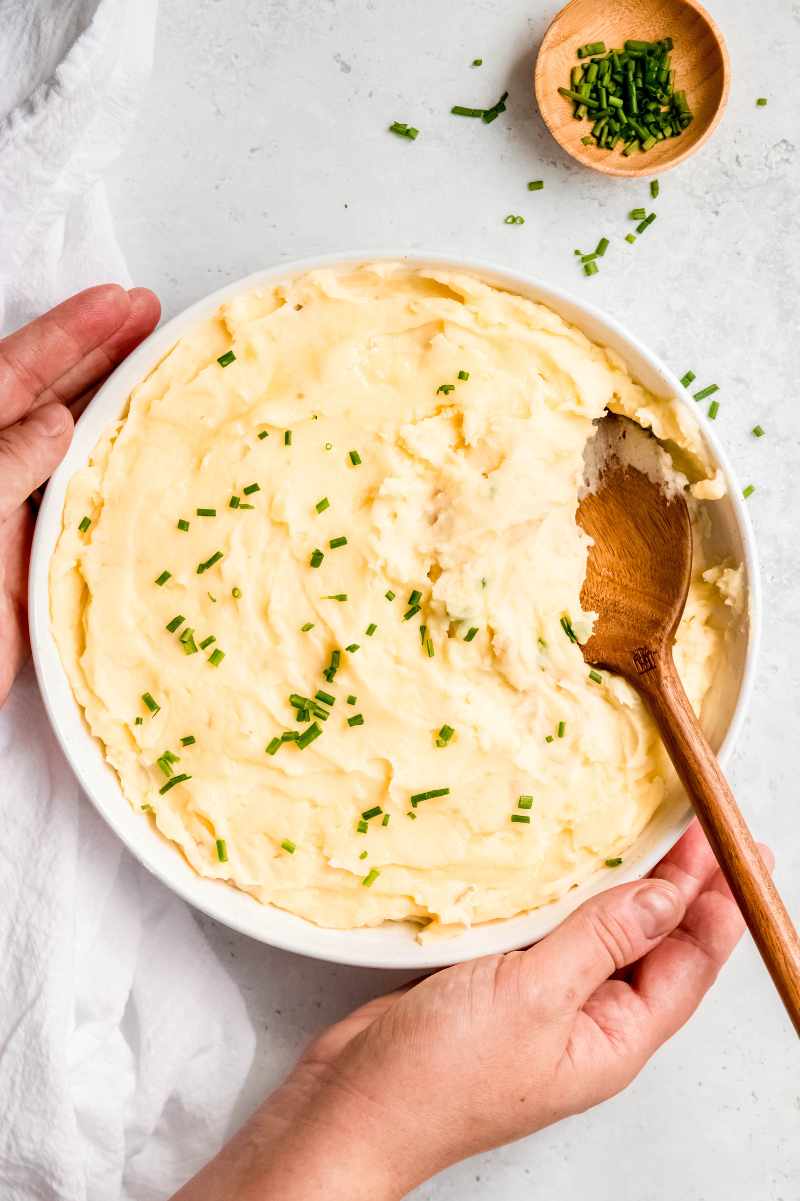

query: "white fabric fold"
left=0, top=4, right=256, bottom=1198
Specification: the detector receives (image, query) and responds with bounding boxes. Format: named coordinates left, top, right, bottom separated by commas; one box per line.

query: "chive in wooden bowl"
left=534, top=0, right=730, bottom=178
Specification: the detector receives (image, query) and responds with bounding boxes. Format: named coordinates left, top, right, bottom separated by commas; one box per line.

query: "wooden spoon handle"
left=641, top=657, right=800, bottom=1037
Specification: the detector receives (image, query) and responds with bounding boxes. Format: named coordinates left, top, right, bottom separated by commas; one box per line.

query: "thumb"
left=0, top=402, right=74, bottom=522
left=526, top=879, right=686, bottom=1014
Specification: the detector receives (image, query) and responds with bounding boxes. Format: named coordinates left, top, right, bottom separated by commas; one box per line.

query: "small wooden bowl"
left=534, top=0, right=730, bottom=178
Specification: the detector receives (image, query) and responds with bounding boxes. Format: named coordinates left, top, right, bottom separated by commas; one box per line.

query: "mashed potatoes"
left=50, top=263, right=732, bottom=934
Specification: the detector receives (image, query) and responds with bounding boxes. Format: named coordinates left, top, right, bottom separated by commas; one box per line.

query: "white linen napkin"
left=0, top=4, right=256, bottom=1198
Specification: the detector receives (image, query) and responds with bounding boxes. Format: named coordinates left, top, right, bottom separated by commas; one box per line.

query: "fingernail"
left=36, top=404, right=70, bottom=436
left=634, top=882, right=682, bottom=939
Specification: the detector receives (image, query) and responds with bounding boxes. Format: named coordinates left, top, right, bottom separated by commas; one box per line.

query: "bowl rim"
left=29, top=250, right=762, bottom=969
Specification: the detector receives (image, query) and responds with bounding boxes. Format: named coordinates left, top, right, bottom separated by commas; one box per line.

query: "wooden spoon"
left=577, top=415, right=800, bottom=1035
left=534, top=0, right=730, bottom=178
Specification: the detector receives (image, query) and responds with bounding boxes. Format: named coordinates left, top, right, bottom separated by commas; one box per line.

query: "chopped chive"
left=464, top=626, right=478, bottom=642
left=630, top=208, right=647, bottom=220
left=362, top=806, right=382, bottom=821
left=403, top=604, right=421, bottom=621
left=154, top=570, right=171, bottom=586
left=457, top=369, right=470, bottom=380
left=406, top=811, right=417, bottom=820
left=708, top=400, right=720, bottom=420
left=742, top=484, right=756, bottom=498
left=329, top=536, right=348, bottom=549
left=208, top=648, right=225, bottom=666
left=680, top=370, right=696, bottom=388
left=281, top=731, right=299, bottom=742
left=196, top=550, right=223, bottom=574
left=545, top=734, right=554, bottom=743
left=557, top=720, right=566, bottom=738
left=177, top=518, right=190, bottom=531
left=217, top=351, right=236, bottom=367
left=504, top=214, right=525, bottom=225
left=199, top=635, right=216, bottom=649
left=179, top=628, right=198, bottom=654
left=389, top=121, right=419, bottom=138
left=752, top=424, right=765, bottom=438
left=266, top=737, right=282, bottom=755
left=166, top=614, right=185, bottom=633
left=382, top=813, right=390, bottom=826
left=385, top=590, right=396, bottom=601
left=322, top=593, right=348, bottom=601
left=180, top=735, right=196, bottom=746
left=134, top=716, right=143, bottom=726
left=527, top=180, right=544, bottom=191
left=208, top=594, right=216, bottom=602
left=605, top=856, right=623, bottom=867
left=310, top=548, right=324, bottom=568
left=625, top=233, right=637, bottom=244
left=435, top=724, right=455, bottom=747
left=408, top=590, right=422, bottom=606
left=650, top=179, right=660, bottom=198
left=301, top=622, right=315, bottom=632
left=315, top=689, right=335, bottom=707
left=347, top=714, right=365, bottom=727
left=362, top=868, right=380, bottom=887
left=510, top=814, right=530, bottom=824
left=281, top=839, right=296, bottom=854
left=142, top=692, right=160, bottom=714
left=410, top=787, right=450, bottom=807
left=238, top=503, right=254, bottom=510
left=242, top=482, right=260, bottom=495
left=345, top=643, right=360, bottom=653
left=693, top=383, right=719, bottom=401
left=756, top=97, right=768, bottom=106
left=257, top=429, right=269, bottom=440
left=196, top=507, right=216, bottom=517
left=560, top=615, right=578, bottom=643
left=365, top=623, right=377, bottom=636
left=284, top=430, right=292, bottom=446
left=229, top=495, right=240, bottom=509
left=472, top=58, right=483, bottom=66
left=347, top=694, right=357, bottom=705
left=451, top=105, right=485, bottom=118
left=297, top=721, right=322, bottom=749
left=348, top=450, right=362, bottom=465
left=584, top=261, right=599, bottom=277
left=215, top=838, right=228, bottom=862
left=419, top=624, right=427, bottom=647
left=159, top=773, right=191, bottom=795
left=231, top=587, right=242, bottom=599
left=588, top=669, right=603, bottom=684
left=359, top=850, right=367, bottom=860
left=424, top=636, right=435, bottom=658
left=357, top=819, right=368, bottom=833
left=578, top=41, right=606, bottom=55
left=437, top=383, right=455, bottom=394
left=595, top=236, right=609, bottom=257
left=517, top=795, right=533, bottom=810
left=78, top=515, right=91, bottom=533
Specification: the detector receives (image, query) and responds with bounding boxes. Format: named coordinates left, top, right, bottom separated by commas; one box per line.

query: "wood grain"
left=534, top=0, right=731, bottom=178
left=577, top=419, right=800, bottom=1036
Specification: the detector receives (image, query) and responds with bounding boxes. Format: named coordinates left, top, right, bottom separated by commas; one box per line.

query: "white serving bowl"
left=29, top=253, right=761, bottom=970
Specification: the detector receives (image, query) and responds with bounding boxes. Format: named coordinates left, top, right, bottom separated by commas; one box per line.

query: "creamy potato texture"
left=51, top=264, right=731, bottom=934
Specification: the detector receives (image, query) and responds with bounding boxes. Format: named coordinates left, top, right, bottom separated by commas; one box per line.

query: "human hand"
left=0, top=285, right=160, bottom=706
left=174, top=821, right=770, bottom=1201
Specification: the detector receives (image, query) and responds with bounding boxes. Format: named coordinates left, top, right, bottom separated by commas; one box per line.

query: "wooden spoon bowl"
left=534, top=0, right=730, bottom=177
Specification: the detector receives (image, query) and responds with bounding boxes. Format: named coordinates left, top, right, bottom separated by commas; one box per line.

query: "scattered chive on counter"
left=708, top=400, right=720, bottom=420
left=471, top=57, right=482, bottom=67
left=504, top=214, right=525, bottom=225
left=680, top=370, right=696, bottom=387
left=451, top=90, right=508, bottom=123
left=528, top=180, right=544, bottom=190
left=389, top=121, right=419, bottom=139
left=742, top=484, right=756, bottom=499
left=756, top=97, right=768, bottom=106
left=752, top=425, right=765, bottom=438
left=693, top=383, right=719, bottom=401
